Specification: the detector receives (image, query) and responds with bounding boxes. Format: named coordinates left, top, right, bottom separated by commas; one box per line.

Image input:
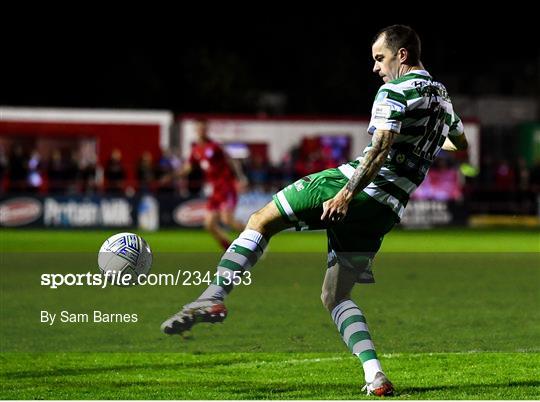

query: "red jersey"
left=189, top=141, right=235, bottom=185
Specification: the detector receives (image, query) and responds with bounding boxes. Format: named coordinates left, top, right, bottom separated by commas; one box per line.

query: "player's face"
left=372, top=35, right=400, bottom=83
left=194, top=121, right=208, bottom=142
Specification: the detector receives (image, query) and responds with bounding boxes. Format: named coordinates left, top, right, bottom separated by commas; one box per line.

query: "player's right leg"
left=161, top=201, right=292, bottom=335
left=319, top=189, right=398, bottom=396
left=322, top=261, right=393, bottom=396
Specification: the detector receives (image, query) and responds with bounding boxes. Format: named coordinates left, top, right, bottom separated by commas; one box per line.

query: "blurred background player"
left=162, top=25, right=468, bottom=397
left=178, top=119, right=247, bottom=249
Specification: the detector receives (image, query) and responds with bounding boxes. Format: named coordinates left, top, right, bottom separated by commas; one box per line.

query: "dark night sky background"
left=3, top=14, right=538, bottom=116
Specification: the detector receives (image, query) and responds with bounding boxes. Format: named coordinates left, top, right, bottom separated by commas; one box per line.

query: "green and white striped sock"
left=198, top=229, right=267, bottom=301
left=331, top=299, right=383, bottom=383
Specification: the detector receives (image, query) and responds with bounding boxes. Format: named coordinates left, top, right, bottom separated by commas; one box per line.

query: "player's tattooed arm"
left=344, top=129, right=396, bottom=196
left=321, top=129, right=396, bottom=222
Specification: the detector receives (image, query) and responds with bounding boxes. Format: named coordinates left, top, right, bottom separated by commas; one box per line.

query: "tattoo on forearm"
left=345, top=130, right=395, bottom=195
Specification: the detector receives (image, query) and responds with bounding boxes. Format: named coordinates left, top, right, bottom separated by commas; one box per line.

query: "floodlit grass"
left=1, top=352, right=539, bottom=399
left=1, top=227, right=539, bottom=252
left=1, top=228, right=538, bottom=399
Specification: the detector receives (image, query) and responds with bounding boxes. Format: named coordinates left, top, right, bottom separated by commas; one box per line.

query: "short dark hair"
left=373, top=25, right=421, bottom=65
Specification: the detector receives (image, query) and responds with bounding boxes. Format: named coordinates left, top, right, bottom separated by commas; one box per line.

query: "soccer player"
left=162, top=25, right=468, bottom=396
left=180, top=119, right=247, bottom=250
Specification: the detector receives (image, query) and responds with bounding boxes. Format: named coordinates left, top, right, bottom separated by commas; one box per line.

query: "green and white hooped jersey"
left=339, top=70, right=464, bottom=218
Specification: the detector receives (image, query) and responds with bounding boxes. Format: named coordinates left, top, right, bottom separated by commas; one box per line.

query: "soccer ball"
left=98, top=232, right=152, bottom=285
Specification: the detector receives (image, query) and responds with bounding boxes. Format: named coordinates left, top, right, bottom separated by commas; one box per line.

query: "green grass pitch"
left=1, top=228, right=539, bottom=399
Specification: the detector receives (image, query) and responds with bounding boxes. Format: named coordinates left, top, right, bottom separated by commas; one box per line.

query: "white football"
left=98, top=232, right=152, bottom=285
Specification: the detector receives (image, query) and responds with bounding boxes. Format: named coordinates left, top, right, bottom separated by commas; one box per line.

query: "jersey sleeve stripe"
left=377, top=88, right=407, bottom=106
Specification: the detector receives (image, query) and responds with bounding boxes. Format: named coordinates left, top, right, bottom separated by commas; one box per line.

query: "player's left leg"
left=161, top=201, right=292, bottom=335
left=196, top=201, right=289, bottom=301
left=174, top=167, right=346, bottom=319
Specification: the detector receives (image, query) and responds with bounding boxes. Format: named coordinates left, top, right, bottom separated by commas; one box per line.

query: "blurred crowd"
left=1, top=142, right=539, bottom=215
left=0, top=141, right=348, bottom=197
left=0, top=145, right=189, bottom=196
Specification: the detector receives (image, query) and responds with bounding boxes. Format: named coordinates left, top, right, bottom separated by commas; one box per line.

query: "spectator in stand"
left=104, top=149, right=126, bottom=195
left=8, top=145, right=27, bottom=193
left=48, top=150, right=66, bottom=194
left=137, top=151, right=155, bottom=193
left=64, top=151, right=81, bottom=194
left=27, top=149, right=43, bottom=193
left=79, top=149, right=98, bottom=195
